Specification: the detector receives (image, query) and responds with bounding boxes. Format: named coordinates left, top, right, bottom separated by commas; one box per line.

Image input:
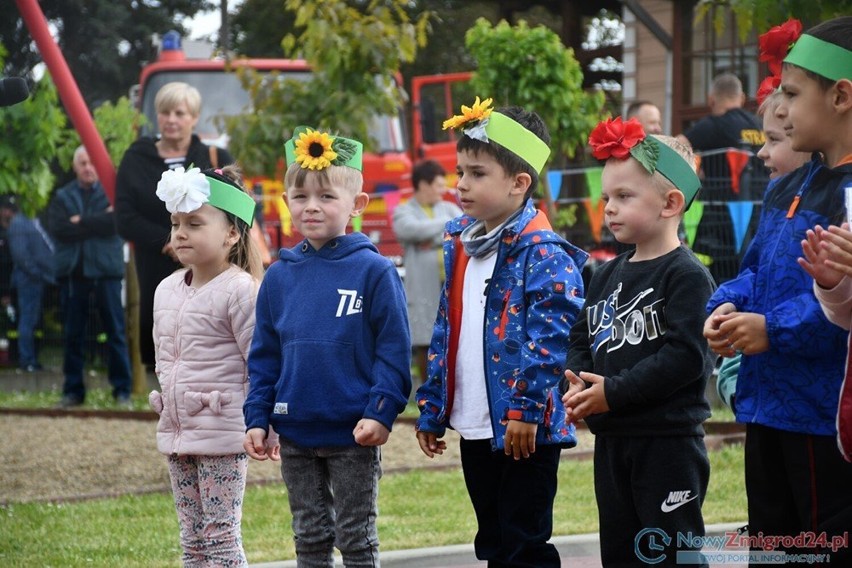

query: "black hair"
left=787, top=16, right=852, bottom=89
left=456, top=106, right=551, bottom=200
left=412, top=159, right=446, bottom=191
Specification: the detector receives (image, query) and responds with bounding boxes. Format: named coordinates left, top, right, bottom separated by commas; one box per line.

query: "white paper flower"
left=463, top=119, right=490, bottom=144
left=156, top=167, right=210, bottom=214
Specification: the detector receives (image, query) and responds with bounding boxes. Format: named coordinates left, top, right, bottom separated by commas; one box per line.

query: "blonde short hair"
left=154, top=82, right=201, bottom=117
left=284, top=162, right=364, bottom=195
left=649, top=135, right=696, bottom=194
left=757, top=91, right=783, bottom=117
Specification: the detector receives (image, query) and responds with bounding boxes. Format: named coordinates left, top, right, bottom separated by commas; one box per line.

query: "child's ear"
left=351, top=192, right=370, bottom=217
left=833, top=79, right=852, bottom=113
left=512, top=172, right=532, bottom=196
left=226, top=223, right=240, bottom=247
left=661, top=189, right=685, bottom=218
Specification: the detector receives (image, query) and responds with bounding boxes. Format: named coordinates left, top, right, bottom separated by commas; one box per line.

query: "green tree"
left=0, top=70, right=68, bottom=216
left=697, top=0, right=852, bottom=38
left=465, top=18, right=606, bottom=162
left=60, top=97, right=148, bottom=171
left=224, top=0, right=432, bottom=178
left=229, top=0, right=296, bottom=57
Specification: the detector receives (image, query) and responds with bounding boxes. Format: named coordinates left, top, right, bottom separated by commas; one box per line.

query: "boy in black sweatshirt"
left=562, top=118, right=716, bottom=567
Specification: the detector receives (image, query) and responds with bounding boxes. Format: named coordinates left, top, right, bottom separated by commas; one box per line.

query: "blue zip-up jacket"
left=244, top=232, right=412, bottom=448
left=415, top=200, right=588, bottom=450
left=47, top=179, right=125, bottom=279
left=707, top=156, right=852, bottom=436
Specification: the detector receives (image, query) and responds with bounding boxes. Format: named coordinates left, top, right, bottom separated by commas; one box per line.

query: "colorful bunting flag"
left=547, top=170, right=562, bottom=202
left=727, top=201, right=755, bottom=252
left=585, top=167, right=603, bottom=207
left=682, top=200, right=705, bottom=246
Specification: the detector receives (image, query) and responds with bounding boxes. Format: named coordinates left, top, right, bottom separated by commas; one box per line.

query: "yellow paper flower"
left=442, top=96, right=494, bottom=130
left=294, top=129, right=338, bottom=170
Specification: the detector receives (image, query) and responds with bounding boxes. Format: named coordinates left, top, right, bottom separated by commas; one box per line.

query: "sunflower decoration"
left=442, top=96, right=494, bottom=131
left=291, top=127, right=360, bottom=171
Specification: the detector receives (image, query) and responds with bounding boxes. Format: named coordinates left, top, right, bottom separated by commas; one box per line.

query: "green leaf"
left=629, top=140, right=660, bottom=176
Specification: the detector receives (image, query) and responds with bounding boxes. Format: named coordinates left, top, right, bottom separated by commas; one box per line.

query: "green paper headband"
left=646, top=136, right=702, bottom=211
left=784, top=34, right=852, bottom=82
left=284, top=126, right=363, bottom=171
left=207, top=176, right=256, bottom=227
left=482, top=112, right=551, bottom=174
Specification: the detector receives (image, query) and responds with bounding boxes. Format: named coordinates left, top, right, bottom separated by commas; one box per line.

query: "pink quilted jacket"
left=814, top=276, right=852, bottom=462
left=150, top=266, right=261, bottom=456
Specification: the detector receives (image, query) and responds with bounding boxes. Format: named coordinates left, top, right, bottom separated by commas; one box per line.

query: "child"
left=150, top=165, right=277, bottom=566
left=562, top=117, right=715, bottom=567
left=715, top=90, right=811, bottom=410
left=243, top=127, right=411, bottom=567
left=415, top=98, right=588, bottom=567
left=704, top=16, right=852, bottom=562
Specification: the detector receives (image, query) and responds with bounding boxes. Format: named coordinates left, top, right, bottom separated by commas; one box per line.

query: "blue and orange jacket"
left=707, top=156, right=852, bottom=436
left=415, top=200, right=588, bottom=450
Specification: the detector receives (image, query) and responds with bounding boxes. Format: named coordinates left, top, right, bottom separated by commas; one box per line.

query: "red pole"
left=15, top=0, right=117, bottom=201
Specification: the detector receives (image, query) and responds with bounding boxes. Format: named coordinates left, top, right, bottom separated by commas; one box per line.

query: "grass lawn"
left=0, top=444, right=746, bottom=567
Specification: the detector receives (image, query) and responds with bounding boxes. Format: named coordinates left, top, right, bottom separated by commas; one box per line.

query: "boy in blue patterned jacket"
left=414, top=98, right=587, bottom=567
left=703, top=16, right=852, bottom=563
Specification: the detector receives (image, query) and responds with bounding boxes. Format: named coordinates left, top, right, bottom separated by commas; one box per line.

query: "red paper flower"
left=759, top=18, right=803, bottom=75
left=756, top=75, right=782, bottom=106
left=588, top=117, right=646, bottom=160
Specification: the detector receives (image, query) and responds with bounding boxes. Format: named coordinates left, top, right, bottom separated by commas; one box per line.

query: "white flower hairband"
left=156, top=167, right=210, bottom=214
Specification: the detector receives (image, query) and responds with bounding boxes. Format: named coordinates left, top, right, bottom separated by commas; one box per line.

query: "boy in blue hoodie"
left=704, top=16, right=852, bottom=563
left=415, top=98, right=587, bottom=567
left=243, top=127, right=411, bottom=567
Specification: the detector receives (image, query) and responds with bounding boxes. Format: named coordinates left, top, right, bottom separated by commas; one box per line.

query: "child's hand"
left=704, top=303, right=738, bottom=356
left=562, top=372, right=609, bottom=422
left=799, top=224, right=852, bottom=288
left=416, top=430, right=447, bottom=458
left=244, top=428, right=273, bottom=461
left=267, top=441, right=281, bottom=461
left=353, top=418, right=390, bottom=446
left=561, top=370, right=587, bottom=423
left=504, top=420, right=537, bottom=460
left=715, top=312, right=769, bottom=355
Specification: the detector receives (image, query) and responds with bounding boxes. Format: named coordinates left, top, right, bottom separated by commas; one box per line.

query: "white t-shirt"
left=449, top=251, right=498, bottom=440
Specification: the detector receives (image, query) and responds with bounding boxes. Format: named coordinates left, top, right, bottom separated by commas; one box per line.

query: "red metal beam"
left=15, top=0, right=116, bottom=201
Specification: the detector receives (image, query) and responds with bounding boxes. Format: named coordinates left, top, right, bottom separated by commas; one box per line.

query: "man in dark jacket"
left=48, top=146, right=131, bottom=407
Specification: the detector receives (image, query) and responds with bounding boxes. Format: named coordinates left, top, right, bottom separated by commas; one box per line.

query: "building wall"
left=621, top=1, right=674, bottom=133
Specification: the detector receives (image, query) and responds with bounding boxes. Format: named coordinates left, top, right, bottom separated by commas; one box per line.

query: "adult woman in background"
left=392, top=160, right=462, bottom=388
left=116, top=82, right=233, bottom=367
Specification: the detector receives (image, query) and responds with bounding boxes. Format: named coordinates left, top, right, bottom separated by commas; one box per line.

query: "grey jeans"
left=279, top=438, right=383, bottom=568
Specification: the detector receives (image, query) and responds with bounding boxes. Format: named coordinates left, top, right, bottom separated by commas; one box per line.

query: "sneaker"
left=57, top=395, right=84, bottom=409
left=18, top=363, right=43, bottom=373
left=115, top=394, right=133, bottom=409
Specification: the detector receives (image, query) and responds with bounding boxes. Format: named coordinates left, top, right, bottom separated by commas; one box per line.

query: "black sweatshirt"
left=562, top=246, right=716, bottom=436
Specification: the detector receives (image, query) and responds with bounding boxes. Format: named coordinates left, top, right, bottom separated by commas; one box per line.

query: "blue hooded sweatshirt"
left=244, top=232, right=412, bottom=447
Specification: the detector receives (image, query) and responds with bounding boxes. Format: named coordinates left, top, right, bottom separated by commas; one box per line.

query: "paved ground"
left=253, top=523, right=749, bottom=568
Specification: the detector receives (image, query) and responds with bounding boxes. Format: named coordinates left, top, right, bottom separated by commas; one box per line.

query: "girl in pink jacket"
left=150, top=165, right=278, bottom=566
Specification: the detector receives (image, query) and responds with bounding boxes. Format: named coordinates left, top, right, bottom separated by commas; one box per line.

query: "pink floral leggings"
left=167, top=453, right=249, bottom=567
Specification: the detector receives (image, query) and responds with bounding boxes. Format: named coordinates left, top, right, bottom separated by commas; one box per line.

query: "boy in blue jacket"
left=244, top=127, right=411, bottom=567
left=704, top=16, right=852, bottom=563
left=415, top=98, right=587, bottom=567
